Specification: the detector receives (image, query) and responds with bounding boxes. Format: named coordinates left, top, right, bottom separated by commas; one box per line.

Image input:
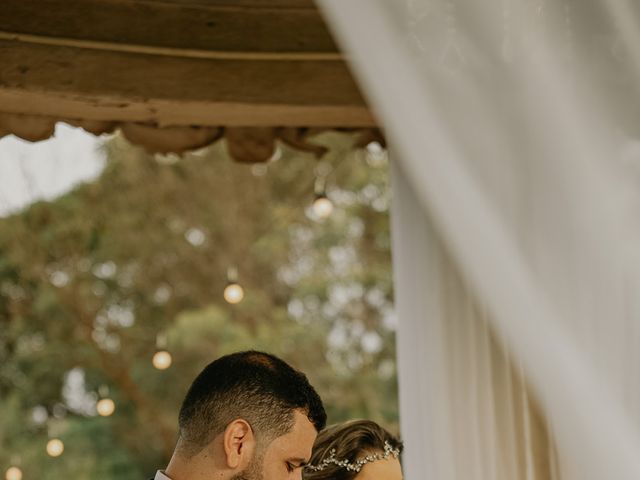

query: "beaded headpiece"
left=305, top=441, right=401, bottom=473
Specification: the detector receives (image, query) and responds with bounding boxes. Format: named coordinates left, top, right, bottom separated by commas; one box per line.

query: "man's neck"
left=165, top=450, right=226, bottom=480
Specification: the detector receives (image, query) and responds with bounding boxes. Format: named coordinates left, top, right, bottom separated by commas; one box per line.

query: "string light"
left=366, top=141, right=384, bottom=155
left=96, top=385, right=116, bottom=416
left=312, top=193, right=334, bottom=219
left=312, top=172, right=334, bottom=219
left=223, top=283, right=244, bottom=304
left=152, top=350, right=172, bottom=370
left=5, top=467, right=22, bottom=480
left=152, top=333, right=172, bottom=370
left=224, top=267, right=244, bottom=304
left=46, top=438, right=64, bottom=457
left=96, top=398, right=116, bottom=417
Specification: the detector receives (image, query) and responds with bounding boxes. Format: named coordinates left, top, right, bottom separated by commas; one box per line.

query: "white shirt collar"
left=154, top=471, right=172, bottom=480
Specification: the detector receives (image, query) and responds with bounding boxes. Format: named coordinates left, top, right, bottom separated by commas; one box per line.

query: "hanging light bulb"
left=152, top=333, right=172, bottom=370
left=224, top=266, right=244, bottom=304
left=152, top=350, right=172, bottom=370
left=5, top=467, right=22, bottom=480
left=96, top=385, right=116, bottom=416
left=96, top=398, right=116, bottom=417
left=46, top=438, right=64, bottom=457
left=366, top=140, right=383, bottom=155
left=224, top=283, right=244, bottom=304
left=312, top=172, right=334, bottom=220
left=312, top=193, right=334, bottom=219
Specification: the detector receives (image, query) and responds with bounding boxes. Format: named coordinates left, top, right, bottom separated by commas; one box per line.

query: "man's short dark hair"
left=177, top=350, right=326, bottom=457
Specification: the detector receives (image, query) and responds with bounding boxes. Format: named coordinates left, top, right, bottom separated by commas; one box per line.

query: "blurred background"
left=0, top=125, right=398, bottom=479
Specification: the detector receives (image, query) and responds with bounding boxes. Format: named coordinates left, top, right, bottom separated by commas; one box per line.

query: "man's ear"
left=222, top=419, right=255, bottom=469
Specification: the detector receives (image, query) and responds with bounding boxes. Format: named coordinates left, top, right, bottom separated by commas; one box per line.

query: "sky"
left=0, top=123, right=107, bottom=217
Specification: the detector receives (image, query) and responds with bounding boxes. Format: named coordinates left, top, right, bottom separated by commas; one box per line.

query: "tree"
left=0, top=131, right=397, bottom=478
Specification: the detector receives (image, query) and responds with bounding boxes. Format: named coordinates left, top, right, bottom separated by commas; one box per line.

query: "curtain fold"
left=317, top=1, right=640, bottom=478
left=391, top=159, right=559, bottom=480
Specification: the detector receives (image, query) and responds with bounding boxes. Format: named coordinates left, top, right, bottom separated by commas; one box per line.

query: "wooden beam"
left=145, top=1, right=319, bottom=7
left=0, top=0, right=338, bottom=54
left=0, top=0, right=374, bottom=127
left=0, top=40, right=373, bottom=127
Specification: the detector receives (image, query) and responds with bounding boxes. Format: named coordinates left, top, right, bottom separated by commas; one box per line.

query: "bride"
left=303, top=419, right=403, bottom=480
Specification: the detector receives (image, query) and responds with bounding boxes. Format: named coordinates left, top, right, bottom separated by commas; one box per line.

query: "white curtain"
left=316, top=1, right=640, bottom=479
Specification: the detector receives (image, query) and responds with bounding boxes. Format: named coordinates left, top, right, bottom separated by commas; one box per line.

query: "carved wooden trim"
left=0, top=112, right=383, bottom=162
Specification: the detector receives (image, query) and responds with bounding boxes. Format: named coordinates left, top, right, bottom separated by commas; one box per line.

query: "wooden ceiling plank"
left=0, top=40, right=374, bottom=127
left=0, top=0, right=338, bottom=54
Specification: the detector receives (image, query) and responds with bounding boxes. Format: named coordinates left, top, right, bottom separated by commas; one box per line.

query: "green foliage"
left=0, top=132, right=397, bottom=477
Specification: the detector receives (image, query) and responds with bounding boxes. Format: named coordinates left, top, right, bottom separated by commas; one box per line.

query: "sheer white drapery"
left=317, top=1, right=640, bottom=479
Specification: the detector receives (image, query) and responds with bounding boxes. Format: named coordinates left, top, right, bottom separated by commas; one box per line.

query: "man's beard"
left=230, top=452, right=264, bottom=480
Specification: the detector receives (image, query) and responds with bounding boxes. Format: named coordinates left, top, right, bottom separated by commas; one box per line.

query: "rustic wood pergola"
left=0, top=0, right=379, bottom=161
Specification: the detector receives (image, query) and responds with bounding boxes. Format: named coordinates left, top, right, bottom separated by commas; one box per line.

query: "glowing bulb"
left=46, top=438, right=64, bottom=457
left=152, top=350, right=172, bottom=370
left=5, top=467, right=22, bottom=480
left=96, top=398, right=116, bottom=417
left=312, top=194, right=333, bottom=219
left=224, top=283, right=244, bottom=304
left=366, top=141, right=383, bottom=155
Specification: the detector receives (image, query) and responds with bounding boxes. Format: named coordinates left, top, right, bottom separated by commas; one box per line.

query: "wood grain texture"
left=0, top=0, right=338, bottom=54
left=0, top=0, right=374, bottom=127
left=0, top=40, right=374, bottom=126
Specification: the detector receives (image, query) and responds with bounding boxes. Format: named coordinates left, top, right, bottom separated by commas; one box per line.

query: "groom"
left=152, top=350, right=326, bottom=480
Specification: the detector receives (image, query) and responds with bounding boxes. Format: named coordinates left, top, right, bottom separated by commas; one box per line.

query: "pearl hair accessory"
left=305, top=441, right=400, bottom=473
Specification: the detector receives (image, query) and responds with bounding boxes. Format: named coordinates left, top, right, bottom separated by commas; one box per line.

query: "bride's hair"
left=176, top=350, right=326, bottom=458
left=303, top=419, right=403, bottom=480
